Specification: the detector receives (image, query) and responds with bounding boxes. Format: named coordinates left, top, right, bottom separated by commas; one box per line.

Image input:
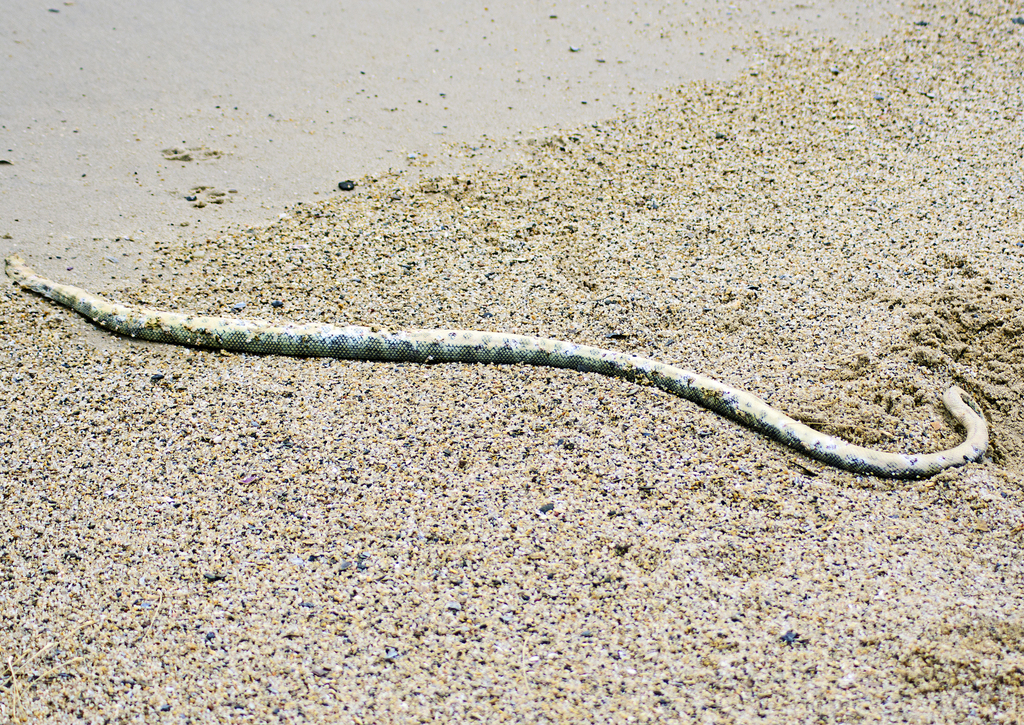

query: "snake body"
left=5, top=253, right=987, bottom=478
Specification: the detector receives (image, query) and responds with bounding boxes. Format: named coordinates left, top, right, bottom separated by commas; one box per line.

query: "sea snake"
left=5, top=253, right=987, bottom=478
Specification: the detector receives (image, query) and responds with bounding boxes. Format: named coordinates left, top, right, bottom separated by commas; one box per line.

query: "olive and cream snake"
left=5, top=253, right=987, bottom=477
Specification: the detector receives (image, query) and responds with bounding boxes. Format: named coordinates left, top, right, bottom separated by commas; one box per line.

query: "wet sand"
left=2, top=0, right=1023, bottom=722
left=0, top=0, right=892, bottom=287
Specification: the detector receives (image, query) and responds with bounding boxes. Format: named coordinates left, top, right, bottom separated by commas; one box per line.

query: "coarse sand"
left=2, top=0, right=1023, bottom=722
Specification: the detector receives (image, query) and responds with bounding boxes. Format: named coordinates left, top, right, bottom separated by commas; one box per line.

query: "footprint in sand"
left=162, top=146, right=225, bottom=162
left=183, top=186, right=236, bottom=208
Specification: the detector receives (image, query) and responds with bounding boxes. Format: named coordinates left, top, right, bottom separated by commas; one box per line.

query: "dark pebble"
left=271, top=300, right=284, bottom=308
left=914, top=20, right=929, bottom=26
left=1013, top=17, right=1024, bottom=25
left=150, top=373, right=165, bottom=382
left=714, top=132, right=727, bottom=140
left=338, top=180, right=356, bottom=191
left=203, top=572, right=227, bottom=582
left=185, top=196, right=197, bottom=202
left=780, top=630, right=801, bottom=645
left=539, top=503, right=555, bottom=513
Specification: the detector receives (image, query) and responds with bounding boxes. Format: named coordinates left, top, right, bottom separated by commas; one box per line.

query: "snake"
left=5, top=253, right=987, bottom=478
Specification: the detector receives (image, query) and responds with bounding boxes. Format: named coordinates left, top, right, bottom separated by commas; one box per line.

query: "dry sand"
left=2, top=0, right=1024, bottom=723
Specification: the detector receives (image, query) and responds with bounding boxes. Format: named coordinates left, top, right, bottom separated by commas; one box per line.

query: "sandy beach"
left=2, top=0, right=1023, bottom=722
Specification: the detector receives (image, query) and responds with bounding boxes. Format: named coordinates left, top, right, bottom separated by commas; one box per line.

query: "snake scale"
left=6, top=253, right=987, bottom=478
